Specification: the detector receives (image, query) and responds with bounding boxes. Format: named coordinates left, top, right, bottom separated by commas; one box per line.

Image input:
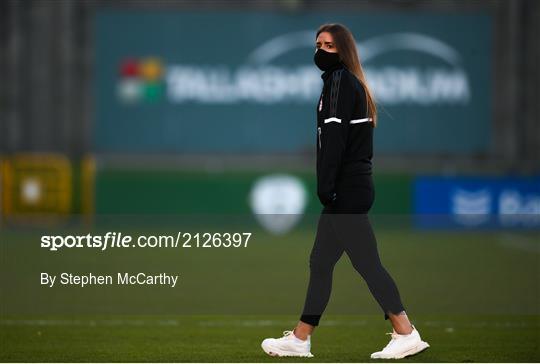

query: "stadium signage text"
left=119, top=32, right=471, bottom=106
left=414, top=176, right=540, bottom=229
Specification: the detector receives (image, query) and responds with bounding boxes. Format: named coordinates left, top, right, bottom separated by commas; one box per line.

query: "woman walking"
left=261, top=23, right=429, bottom=360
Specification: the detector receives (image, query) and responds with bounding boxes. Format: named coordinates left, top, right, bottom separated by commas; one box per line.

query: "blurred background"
left=1, top=3, right=539, bottom=361
left=0, top=0, right=538, bottom=226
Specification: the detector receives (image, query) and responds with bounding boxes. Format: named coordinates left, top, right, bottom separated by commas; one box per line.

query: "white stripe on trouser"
left=350, top=117, right=373, bottom=124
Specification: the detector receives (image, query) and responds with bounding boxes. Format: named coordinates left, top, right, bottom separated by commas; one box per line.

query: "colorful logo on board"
left=117, top=58, right=165, bottom=103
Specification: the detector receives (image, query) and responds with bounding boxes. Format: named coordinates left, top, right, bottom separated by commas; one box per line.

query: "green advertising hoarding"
left=95, top=10, right=492, bottom=154
left=95, top=169, right=412, bottom=215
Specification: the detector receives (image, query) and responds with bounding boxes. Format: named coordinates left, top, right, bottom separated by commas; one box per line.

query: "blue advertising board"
left=414, top=176, right=540, bottom=229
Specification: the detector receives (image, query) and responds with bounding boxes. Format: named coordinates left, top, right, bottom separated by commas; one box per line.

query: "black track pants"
left=300, top=178, right=405, bottom=326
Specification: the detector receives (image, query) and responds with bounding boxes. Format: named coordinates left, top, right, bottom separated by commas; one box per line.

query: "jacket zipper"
left=318, top=126, right=322, bottom=149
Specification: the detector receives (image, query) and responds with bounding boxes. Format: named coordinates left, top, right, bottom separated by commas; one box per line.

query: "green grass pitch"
left=1, top=314, right=538, bottom=362
left=1, top=221, right=538, bottom=362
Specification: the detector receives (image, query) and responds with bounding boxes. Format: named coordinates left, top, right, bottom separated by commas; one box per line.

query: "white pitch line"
left=197, top=319, right=368, bottom=327
left=424, top=320, right=537, bottom=328
left=0, top=319, right=180, bottom=327
left=2, top=318, right=537, bottom=328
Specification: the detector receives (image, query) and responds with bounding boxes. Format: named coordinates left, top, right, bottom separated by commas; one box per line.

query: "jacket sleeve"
left=317, top=71, right=355, bottom=206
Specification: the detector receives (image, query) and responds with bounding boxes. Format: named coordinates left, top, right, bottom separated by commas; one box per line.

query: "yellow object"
left=81, top=154, right=96, bottom=217
left=139, top=57, right=163, bottom=81
left=1, top=153, right=71, bottom=218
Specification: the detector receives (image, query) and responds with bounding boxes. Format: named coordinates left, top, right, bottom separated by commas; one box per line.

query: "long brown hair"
left=316, top=23, right=377, bottom=126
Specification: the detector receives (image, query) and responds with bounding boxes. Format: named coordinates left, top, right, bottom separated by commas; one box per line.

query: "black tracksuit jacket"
left=316, top=62, right=374, bottom=207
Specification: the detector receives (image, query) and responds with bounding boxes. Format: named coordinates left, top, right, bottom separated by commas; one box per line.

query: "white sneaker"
left=261, top=330, right=314, bottom=357
left=370, top=326, right=429, bottom=359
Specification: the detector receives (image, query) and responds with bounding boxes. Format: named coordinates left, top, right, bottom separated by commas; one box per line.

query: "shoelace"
left=282, top=330, right=294, bottom=338
left=382, top=332, right=400, bottom=350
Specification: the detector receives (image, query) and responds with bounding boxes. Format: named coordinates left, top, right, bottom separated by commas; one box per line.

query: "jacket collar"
left=321, top=61, right=346, bottom=81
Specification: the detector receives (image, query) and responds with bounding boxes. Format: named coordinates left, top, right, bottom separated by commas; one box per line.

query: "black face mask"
left=313, top=48, right=341, bottom=71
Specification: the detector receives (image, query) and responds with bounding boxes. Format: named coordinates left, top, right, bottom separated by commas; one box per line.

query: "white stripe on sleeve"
left=324, top=117, right=342, bottom=124
left=349, top=117, right=373, bottom=124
